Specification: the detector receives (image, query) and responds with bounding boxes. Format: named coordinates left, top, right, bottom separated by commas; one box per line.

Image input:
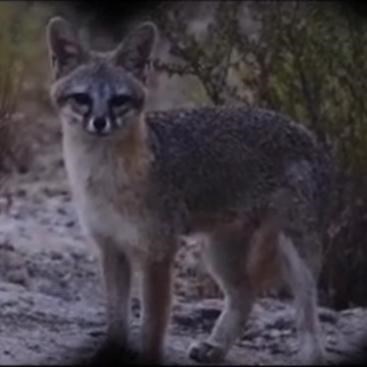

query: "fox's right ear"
left=46, top=17, right=88, bottom=80
left=111, top=22, right=158, bottom=83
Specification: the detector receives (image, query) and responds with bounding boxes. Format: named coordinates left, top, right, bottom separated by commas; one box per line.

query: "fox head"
left=46, top=17, right=157, bottom=138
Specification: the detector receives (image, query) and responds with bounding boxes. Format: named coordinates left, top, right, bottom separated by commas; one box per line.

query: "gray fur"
left=46, top=17, right=333, bottom=365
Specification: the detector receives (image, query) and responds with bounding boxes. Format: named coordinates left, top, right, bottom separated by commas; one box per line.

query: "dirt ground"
left=0, top=111, right=366, bottom=365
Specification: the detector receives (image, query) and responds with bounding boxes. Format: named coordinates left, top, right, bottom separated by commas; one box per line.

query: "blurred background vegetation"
left=0, top=0, right=366, bottom=310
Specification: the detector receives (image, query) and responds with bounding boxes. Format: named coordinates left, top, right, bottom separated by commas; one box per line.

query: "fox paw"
left=188, top=340, right=225, bottom=363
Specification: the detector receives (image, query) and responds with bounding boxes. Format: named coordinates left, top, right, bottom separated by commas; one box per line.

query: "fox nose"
left=93, top=117, right=107, bottom=132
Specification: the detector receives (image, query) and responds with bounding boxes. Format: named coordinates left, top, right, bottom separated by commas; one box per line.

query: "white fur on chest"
left=63, top=133, right=150, bottom=257
left=82, top=197, right=144, bottom=253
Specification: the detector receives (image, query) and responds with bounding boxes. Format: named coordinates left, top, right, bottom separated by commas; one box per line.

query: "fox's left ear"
left=46, top=17, right=89, bottom=80
left=111, top=22, right=158, bottom=83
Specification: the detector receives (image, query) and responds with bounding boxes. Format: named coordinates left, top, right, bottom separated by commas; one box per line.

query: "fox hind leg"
left=188, top=223, right=257, bottom=363
left=278, top=231, right=325, bottom=364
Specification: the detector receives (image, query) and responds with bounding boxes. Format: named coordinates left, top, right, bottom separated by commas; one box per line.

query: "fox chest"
left=65, top=154, right=153, bottom=253
left=79, top=181, right=157, bottom=255
left=83, top=194, right=145, bottom=243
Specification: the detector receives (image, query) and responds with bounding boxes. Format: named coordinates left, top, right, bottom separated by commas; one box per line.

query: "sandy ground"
left=0, top=111, right=366, bottom=365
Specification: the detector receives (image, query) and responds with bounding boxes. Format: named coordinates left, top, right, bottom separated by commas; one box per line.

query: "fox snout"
left=85, top=116, right=115, bottom=136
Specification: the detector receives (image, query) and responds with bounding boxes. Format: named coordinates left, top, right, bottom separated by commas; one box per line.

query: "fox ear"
left=46, top=17, right=88, bottom=80
left=111, top=22, right=158, bottom=83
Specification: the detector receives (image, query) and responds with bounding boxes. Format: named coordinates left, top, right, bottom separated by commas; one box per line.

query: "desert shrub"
left=0, top=1, right=54, bottom=180
left=152, top=1, right=367, bottom=309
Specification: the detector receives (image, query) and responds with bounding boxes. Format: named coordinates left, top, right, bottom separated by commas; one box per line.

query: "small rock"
left=172, top=313, right=196, bottom=329
left=270, top=315, right=293, bottom=330
left=89, top=330, right=105, bottom=338
left=11, top=210, right=23, bottom=219
left=319, top=308, right=338, bottom=323
left=66, top=220, right=75, bottom=228
left=195, top=307, right=221, bottom=322
left=268, top=343, right=284, bottom=354
left=8, top=270, right=29, bottom=287
left=50, top=251, right=63, bottom=261
left=42, top=187, right=53, bottom=197
left=29, top=344, right=41, bottom=352
left=70, top=250, right=85, bottom=261
left=0, top=241, right=14, bottom=252
left=252, top=336, right=265, bottom=347
left=242, top=328, right=261, bottom=340
left=40, top=217, right=51, bottom=226
left=57, top=207, right=67, bottom=215
left=269, top=329, right=282, bottom=339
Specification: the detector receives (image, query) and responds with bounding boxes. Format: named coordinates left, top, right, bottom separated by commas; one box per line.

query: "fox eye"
left=69, top=93, right=91, bottom=106
left=110, top=94, right=133, bottom=108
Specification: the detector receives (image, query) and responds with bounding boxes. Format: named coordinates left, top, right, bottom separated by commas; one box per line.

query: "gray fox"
left=46, top=17, right=332, bottom=364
